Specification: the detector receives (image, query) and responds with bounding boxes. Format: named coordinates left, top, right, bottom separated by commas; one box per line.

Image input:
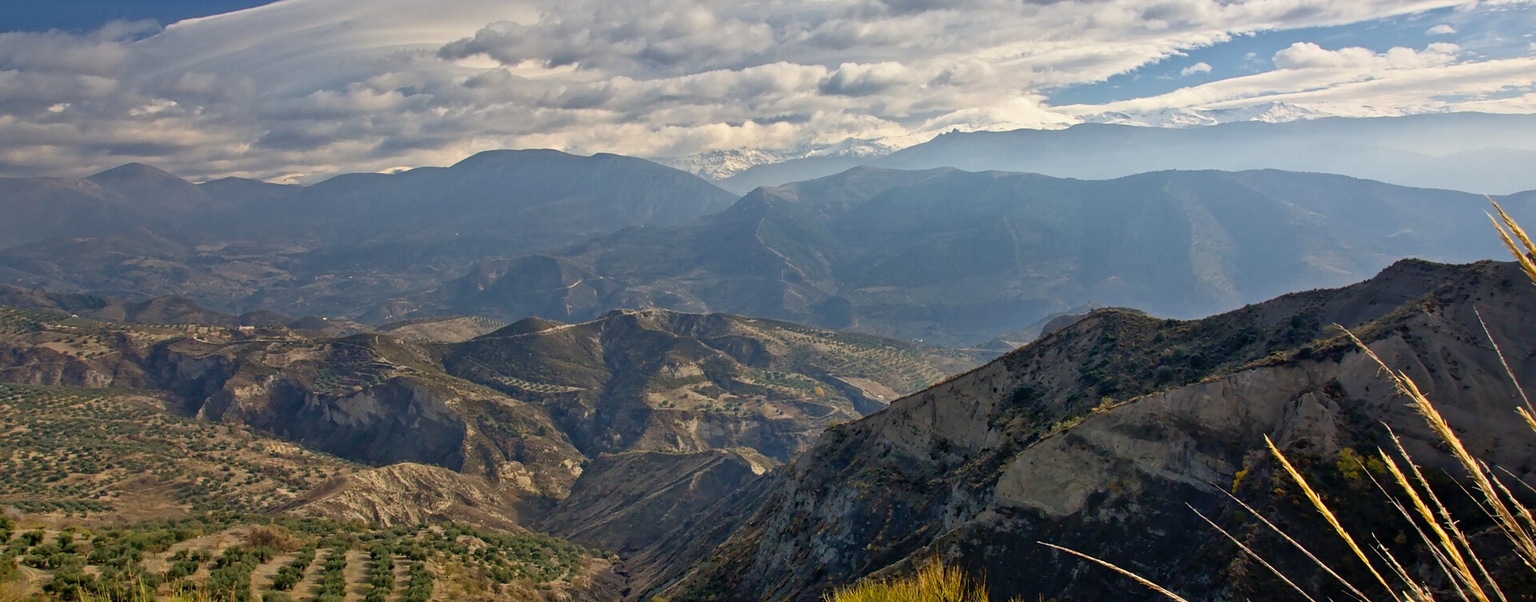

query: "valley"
left=0, top=289, right=978, bottom=599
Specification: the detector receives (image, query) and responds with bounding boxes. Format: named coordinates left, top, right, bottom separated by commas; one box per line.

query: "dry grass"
left=1042, top=201, right=1536, bottom=600
left=825, top=561, right=992, bottom=602
left=0, top=579, right=31, bottom=602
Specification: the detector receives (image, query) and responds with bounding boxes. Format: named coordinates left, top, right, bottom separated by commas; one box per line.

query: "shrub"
left=825, top=562, right=989, bottom=602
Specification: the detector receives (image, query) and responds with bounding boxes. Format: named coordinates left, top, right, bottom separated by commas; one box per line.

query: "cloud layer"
left=0, top=0, right=1532, bottom=181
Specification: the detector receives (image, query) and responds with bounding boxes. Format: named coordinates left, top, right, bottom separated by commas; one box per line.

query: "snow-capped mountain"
left=1077, top=101, right=1406, bottom=127
left=650, top=138, right=907, bottom=181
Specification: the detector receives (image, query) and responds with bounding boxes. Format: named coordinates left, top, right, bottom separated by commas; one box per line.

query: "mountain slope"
left=660, top=259, right=1536, bottom=601
left=0, top=178, right=145, bottom=249
left=387, top=167, right=1536, bottom=346
left=440, top=309, right=982, bottom=460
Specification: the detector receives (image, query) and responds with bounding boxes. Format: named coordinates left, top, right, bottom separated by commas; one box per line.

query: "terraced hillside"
left=1, top=515, right=611, bottom=601
left=0, top=383, right=614, bottom=601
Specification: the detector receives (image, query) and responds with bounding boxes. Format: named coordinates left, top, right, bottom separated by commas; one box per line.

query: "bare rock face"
left=153, top=335, right=589, bottom=500
left=664, top=260, right=1536, bottom=601
left=282, top=462, right=524, bottom=532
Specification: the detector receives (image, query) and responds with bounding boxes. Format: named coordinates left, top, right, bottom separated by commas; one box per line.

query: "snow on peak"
left=651, top=138, right=905, bottom=181
left=1077, top=102, right=1395, bottom=127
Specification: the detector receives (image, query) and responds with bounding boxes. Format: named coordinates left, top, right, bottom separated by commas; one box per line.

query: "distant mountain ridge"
left=716, top=112, right=1536, bottom=194
left=0, top=150, right=736, bottom=317
left=377, top=166, right=1536, bottom=346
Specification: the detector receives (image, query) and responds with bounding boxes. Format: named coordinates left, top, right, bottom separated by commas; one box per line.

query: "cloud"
left=819, top=62, right=912, bottom=96
left=1181, top=62, right=1213, bottom=76
left=0, top=0, right=1530, bottom=182
left=1059, top=42, right=1536, bottom=119
left=1272, top=42, right=1462, bottom=70
left=1426, top=23, right=1458, bottom=35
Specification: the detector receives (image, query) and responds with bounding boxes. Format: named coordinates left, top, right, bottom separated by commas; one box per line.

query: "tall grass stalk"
left=1043, top=201, right=1536, bottom=600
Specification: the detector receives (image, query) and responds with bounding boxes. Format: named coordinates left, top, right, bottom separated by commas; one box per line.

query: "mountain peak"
left=86, top=162, right=186, bottom=183
left=82, top=162, right=207, bottom=213
left=450, top=148, right=578, bottom=170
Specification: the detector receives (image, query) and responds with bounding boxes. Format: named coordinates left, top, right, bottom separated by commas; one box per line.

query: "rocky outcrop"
left=166, top=338, right=589, bottom=499
left=665, top=260, right=1536, bottom=601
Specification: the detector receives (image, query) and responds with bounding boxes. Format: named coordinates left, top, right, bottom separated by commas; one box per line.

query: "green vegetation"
left=268, top=544, right=315, bottom=592
left=0, top=378, right=592, bottom=601
left=398, top=561, right=433, bottom=602
left=363, top=545, right=394, bottom=602
left=307, top=546, right=348, bottom=602
left=1, top=516, right=589, bottom=601
left=204, top=545, right=268, bottom=602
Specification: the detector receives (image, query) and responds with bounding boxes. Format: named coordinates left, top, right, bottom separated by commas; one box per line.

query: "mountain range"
left=717, top=112, right=1536, bottom=195
left=5, top=113, right=1534, bottom=352
left=377, top=166, right=1536, bottom=346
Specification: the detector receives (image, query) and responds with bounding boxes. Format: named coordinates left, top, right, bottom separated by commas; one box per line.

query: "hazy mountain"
left=656, top=259, right=1536, bottom=601
left=718, top=112, right=1536, bottom=194
left=381, top=167, right=1536, bottom=347
left=0, top=177, right=149, bottom=249
left=228, top=150, right=737, bottom=250
left=0, top=150, right=736, bottom=317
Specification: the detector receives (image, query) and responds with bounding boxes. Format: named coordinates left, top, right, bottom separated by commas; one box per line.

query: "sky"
left=0, top=2, right=279, bottom=33
left=1, top=0, right=1534, bottom=183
